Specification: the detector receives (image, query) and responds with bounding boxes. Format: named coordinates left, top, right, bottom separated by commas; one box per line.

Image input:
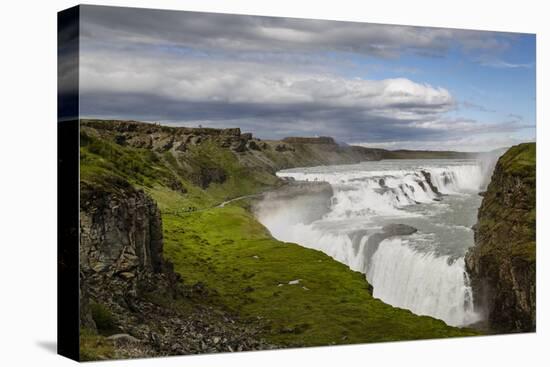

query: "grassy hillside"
left=160, top=202, right=477, bottom=346
left=80, top=119, right=478, bottom=352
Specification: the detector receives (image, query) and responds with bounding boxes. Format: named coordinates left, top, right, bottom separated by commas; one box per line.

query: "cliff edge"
left=465, top=143, right=536, bottom=333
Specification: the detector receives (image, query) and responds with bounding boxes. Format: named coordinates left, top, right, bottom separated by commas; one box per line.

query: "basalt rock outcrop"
left=79, top=178, right=172, bottom=335
left=363, top=224, right=418, bottom=271
left=465, top=143, right=536, bottom=333
left=79, top=178, right=275, bottom=359
left=80, top=180, right=164, bottom=278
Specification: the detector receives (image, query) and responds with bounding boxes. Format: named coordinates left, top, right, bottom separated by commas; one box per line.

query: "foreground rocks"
left=80, top=179, right=164, bottom=277
left=465, top=143, right=536, bottom=333
left=79, top=179, right=275, bottom=359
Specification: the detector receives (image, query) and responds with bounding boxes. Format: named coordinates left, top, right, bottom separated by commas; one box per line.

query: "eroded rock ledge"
left=79, top=179, right=275, bottom=359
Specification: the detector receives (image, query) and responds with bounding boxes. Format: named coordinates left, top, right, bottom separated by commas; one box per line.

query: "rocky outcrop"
left=79, top=179, right=170, bottom=335
left=465, top=143, right=536, bottom=333
left=82, top=120, right=254, bottom=154
left=79, top=178, right=274, bottom=358
left=192, top=167, right=227, bottom=189
left=363, top=224, right=418, bottom=271
left=80, top=120, right=385, bottom=175
left=80, top=181, right=164, bottom=277
left=420, top=170, right=442, bottom=197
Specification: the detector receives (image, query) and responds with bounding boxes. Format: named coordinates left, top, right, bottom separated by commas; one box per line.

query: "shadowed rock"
left=382, top=224, right=418, bottom=236
left=420, top=170, right=442, bottom=197
left=465, top=143, right=536, bottom=333
left=364, top=224, right=418, bottom=271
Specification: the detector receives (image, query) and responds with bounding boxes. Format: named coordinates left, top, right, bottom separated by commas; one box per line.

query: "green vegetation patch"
left=90, top=302, right=119, bottom=335
left=80, top=328, right=116, bottom=361
left=499, top=142, right=536, bottom=180
left=80, top=131, right=175, bottom=190
left=163, top=204, right=477, bottom=346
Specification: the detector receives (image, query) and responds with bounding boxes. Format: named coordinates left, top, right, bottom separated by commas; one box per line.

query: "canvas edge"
left=57, top=4, right=81, bottom=362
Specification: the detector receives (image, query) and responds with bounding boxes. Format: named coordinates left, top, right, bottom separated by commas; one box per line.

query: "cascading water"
left=255, top=159, right=492, bottom=327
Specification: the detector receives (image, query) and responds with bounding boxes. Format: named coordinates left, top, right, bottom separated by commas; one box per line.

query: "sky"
left=78, top=5, right=536, bottom=152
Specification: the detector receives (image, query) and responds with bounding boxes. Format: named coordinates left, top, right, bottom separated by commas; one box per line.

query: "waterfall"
left=367, top=238, right=478, bottom=326
left=256, top=160, right=486, bottom=327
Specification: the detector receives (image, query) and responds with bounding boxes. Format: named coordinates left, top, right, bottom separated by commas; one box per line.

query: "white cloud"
left=481, top=60, right=534, bottom=69
left=80, top=51, right=454, bottom=122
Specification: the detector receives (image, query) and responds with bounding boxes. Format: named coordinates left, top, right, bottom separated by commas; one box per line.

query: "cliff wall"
left=465, top=143, right=536, bottom=332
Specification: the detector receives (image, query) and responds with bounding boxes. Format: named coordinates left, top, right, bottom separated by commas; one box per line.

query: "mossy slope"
left=162, top=205, right=476, bottom=346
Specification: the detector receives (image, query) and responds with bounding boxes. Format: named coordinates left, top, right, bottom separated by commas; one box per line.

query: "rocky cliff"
left=465, top=143, right=536, bottom=333
left=81, top=119, right=385, bottom=173
left=79, top=177, right=273, bottom=360
left=80, top=179, right=164, bottom=279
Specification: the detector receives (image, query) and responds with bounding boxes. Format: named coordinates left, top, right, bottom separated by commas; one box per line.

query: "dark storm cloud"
left=80, top=5, right=514, bottom=58
left=82, top=89, right=528, bottom=144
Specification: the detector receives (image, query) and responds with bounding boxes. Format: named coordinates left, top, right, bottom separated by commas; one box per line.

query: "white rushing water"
left=255, top=159, right=494, bottom=327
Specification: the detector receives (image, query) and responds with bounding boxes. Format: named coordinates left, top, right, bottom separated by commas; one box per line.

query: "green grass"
left=499, top=142, right=536, bottom=181
left=90, top=302, right=119, bottom=336
left=184, top=141, right=279, bottom=200
left=81, top=131, right=278, bottom=211
left=80, top=328, right=116, bottom=361
left=80, top=131, right=176, bottom=190
left=162, top=203, right=477, bottom=346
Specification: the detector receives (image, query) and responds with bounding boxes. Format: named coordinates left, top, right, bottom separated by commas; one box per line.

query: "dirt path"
left=217, top=193, right=265, bottom=208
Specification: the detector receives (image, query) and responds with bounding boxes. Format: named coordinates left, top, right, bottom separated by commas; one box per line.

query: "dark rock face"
left=241, top=133, right=253, bottom=141
left=275, top=144, right=295, bottom=152
left=192, top=167, right=227, bottom=189
left=420, top=170, right=442, bottom=197
left=247, top=140, right=261, bottom=151
left=363, top=224, right=418, bottom=272
left=230, top=139, right=248, bottom=153
left=465, top=143, right=536, bottom=333
left=381, top=224, right=418, bottom=236
left=79, top=274, right=97, bottom=330
left=79, top=181, right=169, bottom=337
left=79, top=181, right=275, bottom=357
left=80, top=182, right=164, bottom=277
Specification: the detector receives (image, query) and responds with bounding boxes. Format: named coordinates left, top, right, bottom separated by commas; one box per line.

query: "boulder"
left=247, top=140, right=261, bottom=151
left=382, top=223, right=418, bottom=236
left=230, top=139, right=247, bottom=152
